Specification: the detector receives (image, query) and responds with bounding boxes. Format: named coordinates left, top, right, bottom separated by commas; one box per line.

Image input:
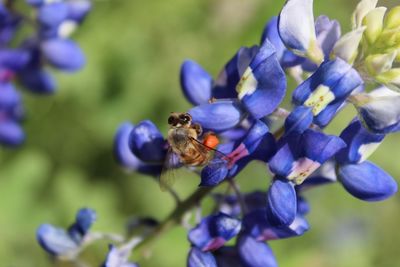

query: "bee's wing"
left=188, top=137, right=229, bottom=163
left=159, top=148, right=182, bottom=192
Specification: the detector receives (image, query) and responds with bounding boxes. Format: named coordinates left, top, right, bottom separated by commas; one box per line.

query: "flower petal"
left=68, top=208, right=96, bottom=243
left=302, top=15, right=341, bottom=71
left=102, top=245, right=139, bottom=267
left=187, top=247, right=217, bottom=267
left=180, top=60, right=213, bottom=105
left=261, top=16, right=303, bottom=68
left=37, top=224, right=79, bottom=257
left=129, top=120, right=166, bottom=163
left=336, top=119, right=385, bottom=165
left=213, top=46, right=259, bottom=99
left=66, top=0, right=92, bottom=23
left=0, top=120, right=25, bottom=147
left=266, top=179, right=297, bottom=226
left=284, top=106, right=313, bottom=135
left=268, top=134, right=302, bottom=178
left=349, top=86, right=400, bottom=133
left=278, top=0, right=323, bottom=63
left=301, top=129, right=346, bottom=164
left=189, top=100, right=246, bottom=132
left=297, top=160, right=337, bottom=191
left=351, top=0, right=378, bottom=29
left=236, top=40, right=286, bottom=119
left=237, top=235, right=278, bottom=267
left=200, top=159, right=229, bottom=187
left=38, top=2, right=69, bottom=27
left=188, top=213, right=241, bottom=252
left=363, top=7, right=387, bottom=44
left=41, top=39, right=85, bottom=71
left=0, top=82, right=21, bottom=109
left=114, top=123, right=162, bottom=175
left=19, top=67, right=57, bottom=94
left=293, top=58, right=363, bottom=127
left=0, top=49, right=30, bottom=71
left=330, top=27, right=366, bottom=64
left=339, top=161, right=397, bottom=201
left=243, top=209, right=309, bottom=241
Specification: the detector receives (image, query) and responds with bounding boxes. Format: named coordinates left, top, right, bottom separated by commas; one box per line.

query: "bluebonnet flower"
left=336, top=119, right=397, bottom=201
left=114, top=122, right=163, bottom=176
left=188, top=212, right=241, bottom=251
left=0, top=82, right=25, bottom=146
left=37, top=208, right=96, bottom=259
left=0, top=0, right=91, bottom=146
left=109, top=0, right=400, bottom=266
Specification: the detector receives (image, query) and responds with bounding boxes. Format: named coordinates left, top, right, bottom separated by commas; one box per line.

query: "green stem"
left=135, top=186, right=213, bottom=253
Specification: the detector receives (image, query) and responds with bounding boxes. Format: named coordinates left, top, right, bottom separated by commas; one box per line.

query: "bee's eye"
left=168, top=116, right=176, bottom=125
left=180, top=114, right=191, bottom=123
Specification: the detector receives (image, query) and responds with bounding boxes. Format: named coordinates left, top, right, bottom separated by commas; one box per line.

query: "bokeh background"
left=1, top=0, right=400, bottom=266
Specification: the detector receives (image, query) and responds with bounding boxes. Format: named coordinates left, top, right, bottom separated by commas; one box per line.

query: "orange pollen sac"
left=203, top=134, right=219, bottom=149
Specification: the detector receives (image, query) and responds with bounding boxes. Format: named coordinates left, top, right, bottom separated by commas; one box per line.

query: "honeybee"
left=160, top=112, right=223, bottom=191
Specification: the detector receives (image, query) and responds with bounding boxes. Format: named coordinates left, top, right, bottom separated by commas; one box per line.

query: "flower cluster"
left=0, top=0, right=90, bottom=146
left=36, top=0, right=400, bottom=266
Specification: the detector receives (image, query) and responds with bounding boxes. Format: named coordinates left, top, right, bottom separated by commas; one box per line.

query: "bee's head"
left=168, top=112, right=192, bottom=127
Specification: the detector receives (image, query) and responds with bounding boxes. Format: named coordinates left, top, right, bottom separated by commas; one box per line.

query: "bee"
left=160, top=112, right=223, bottom=191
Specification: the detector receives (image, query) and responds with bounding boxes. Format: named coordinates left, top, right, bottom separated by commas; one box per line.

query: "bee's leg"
left=192, top=123, right=203, bottom=135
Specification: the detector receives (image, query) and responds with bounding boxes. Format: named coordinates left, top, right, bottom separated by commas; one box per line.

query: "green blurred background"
left=1, top=0, right=400, bottom=266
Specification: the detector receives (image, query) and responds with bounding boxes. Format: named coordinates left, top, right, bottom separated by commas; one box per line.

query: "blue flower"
left=41, top=38, right=85, bottom=71
left=185, top=40, right=286, bottom=124
left=200, top=120, right=272, bottom=186
left=236, top=235, right=278, bottom=267
left=338, top=161, right=397, bottom=201
left=188, top=212, right=241, bottom=252
left=128, top=120, right=167, bottom=163
left=180, top=60, right=213, bottom=105
left=335, top=119, right=397, bottom=201
left=0, top=83, right=25, bottom=146
left=266, top=130, right=345, bottom=225
left=260, top=17, right=304, bottom=68
left=336, top=119, right=385, bottom=165
left=114, top=122, right=162, bottom=176
left=37, top=208, right=96, bottom=258
left=292, top=58, right=363, bottom=127
left=269, top=130, right=346, bottom=185
left=188, top=236, right=278, bottom=267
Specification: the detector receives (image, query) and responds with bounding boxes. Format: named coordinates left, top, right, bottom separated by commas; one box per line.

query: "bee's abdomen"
left=181, top=148, right=209, bottom=166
